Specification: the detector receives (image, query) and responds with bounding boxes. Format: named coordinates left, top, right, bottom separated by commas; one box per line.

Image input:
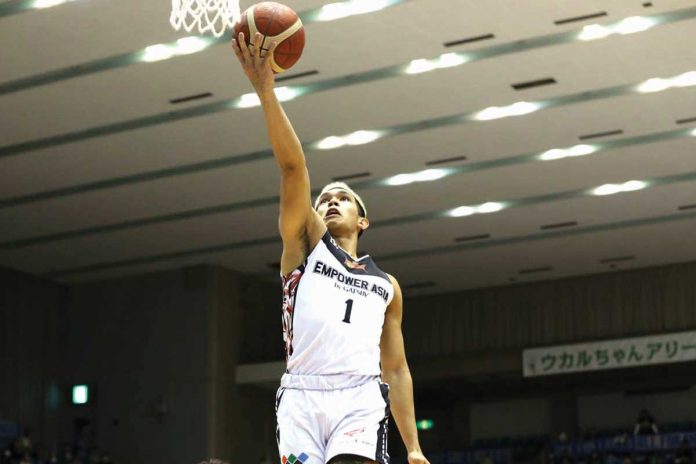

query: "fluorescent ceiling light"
left=592, top=180, right=648, bottom=196
left=345, top=130, right=381, bottom=146
left=142, top=44, right=175, bottom=62
left=437, top=53, right=467, bottom=68
left=413, top=169, right=448, bottom=182
left=637, top=78, right=671, bottom=93
left=274, top=86, right=299, bottom=102
left=542, top=144, right=597, bottom=160
left=317, top=0, right=391, bottom=21
left=508, top=101, right=540, bottom=116
left=578, top=24, right=612, bottom=41
left=317, top=136, right=345, bottom=150
left=539, top=149, right=566, bottom=161
left=405, top=53, right=468, bottom=75
left=592, top=184, right=623, bottom=196
left=386, top=174, right=415, bottom=186
left=579, top=16, right=654, bottom=40
left=475, top=101, right=541, bottom=121
left=692, top=128, right=696, bottom=137
left=621, top=180, right=648, bottom=191
left=237, top=93, right=261, bottom=108
left=175, top=37, right=210, bottom=54
left=615, top=16, right=655, bottom=34
left=449, top=202, right=505, bottom=217
left=450, top=206, right=476, bottom=217
left=406, top=59, right=437, bottom=75
left=385, top=168, right=449, bottom=186
left=637, top=71, right=696, bottom=93
left=33, top=0, right=67, bottom=8
left=568, top=144, right=597, bottom=157
left=476, top=202, right=504, bottom=213
left=673, top=71, right=696, bottom=87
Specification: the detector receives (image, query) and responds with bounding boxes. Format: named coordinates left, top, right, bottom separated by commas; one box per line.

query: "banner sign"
left=523, top=330, right=696, bottom=377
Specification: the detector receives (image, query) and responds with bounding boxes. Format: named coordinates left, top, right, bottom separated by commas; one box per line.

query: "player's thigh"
left=325, top=381, right=390, bottom=463
left=328, top=454, right=378, bottom=464
left=276, top=388, right=324, bottom=464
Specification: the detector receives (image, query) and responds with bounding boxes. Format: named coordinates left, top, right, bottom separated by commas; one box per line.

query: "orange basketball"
left=233, top=2, right=305, bottom=73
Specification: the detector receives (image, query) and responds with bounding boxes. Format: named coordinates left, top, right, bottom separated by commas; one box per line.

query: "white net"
left=170, top=0, right=241, bottom=38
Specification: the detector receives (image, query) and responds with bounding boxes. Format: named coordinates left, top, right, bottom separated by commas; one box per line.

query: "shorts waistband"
left=280, top=373, right=379, bottom=391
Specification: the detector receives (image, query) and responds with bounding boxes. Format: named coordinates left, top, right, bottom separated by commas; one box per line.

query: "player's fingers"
left=263, top=41, right=278, bottom=69
left=252, top=32, right=263, bottom=65
left=238, top=32, right=252, bottom=64
left=230, top=35, right=244, bottom=60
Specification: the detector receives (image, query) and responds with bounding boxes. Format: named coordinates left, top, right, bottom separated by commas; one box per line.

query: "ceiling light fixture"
left=385, top=168, right=449, bottom=186
left=237, top=93, right=261, bottom=108
left=32, top=0, right=68, bottom=8
left=539, top=144, right=597, bottom=161
left=273, top=86, right=300, bottom=102
left=614, top=16, right=656, bottom=34
left=474, top=101, right=542, bottom=121
left=175, top=36, right=211, bottom=54
left=592, top=180, right=648, bottom=196
left=141, top=44, right=175, bottom=62
left=476, top=202, right=504, bottom=213
left=344, top=130, right=381, bottom=145
left=579, top=16, right=655, bottom=40
left=637, top=71, right=696, bottom=93
left=316, top=0, right=393, bottom=21
left=450, top=206, right=476, bottom=217
left=315, top=130, right=382, bottom=150
left=578, top=24, right=612, bottom=40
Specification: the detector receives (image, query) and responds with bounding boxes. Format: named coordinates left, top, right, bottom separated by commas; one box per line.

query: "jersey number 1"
left=342, top=299, right=354, bottom=323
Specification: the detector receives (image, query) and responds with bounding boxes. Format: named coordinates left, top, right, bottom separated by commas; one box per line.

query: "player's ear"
left=358, top=217, right=370, bottom=232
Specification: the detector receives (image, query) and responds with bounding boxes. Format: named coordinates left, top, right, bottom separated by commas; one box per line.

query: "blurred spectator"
left=634, top=409, right=659, bottom=435
left=559, top=448, right=575, bottom=464
left=589, top=451, right=603, bottom=464
left=12, top=428, right=33, bottom=457
left=675, top=438, right=693, bottom=464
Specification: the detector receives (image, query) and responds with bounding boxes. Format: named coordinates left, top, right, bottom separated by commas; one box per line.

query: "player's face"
left=316, top=190, right=362, bottom=233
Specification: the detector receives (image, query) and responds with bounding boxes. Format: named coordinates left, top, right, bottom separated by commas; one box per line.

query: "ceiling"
left=0, top=0, right=695, bottom=295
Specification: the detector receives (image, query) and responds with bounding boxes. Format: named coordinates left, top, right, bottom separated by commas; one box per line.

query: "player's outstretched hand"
left=231, top=31, right=278, bottom=96
left=408, top=451, right=430, bottom=464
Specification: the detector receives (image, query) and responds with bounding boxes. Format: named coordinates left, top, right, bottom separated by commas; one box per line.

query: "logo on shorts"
left=344, top=427, right=365, bottom=437
left=282, top=453, right=309, bottom=464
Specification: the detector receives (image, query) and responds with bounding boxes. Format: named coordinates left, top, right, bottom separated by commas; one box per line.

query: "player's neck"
left=333, top=234, right=359, bottom=260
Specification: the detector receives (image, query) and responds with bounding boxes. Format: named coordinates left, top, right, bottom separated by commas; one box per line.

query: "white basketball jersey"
left=281, top=230, right=394, bottom=377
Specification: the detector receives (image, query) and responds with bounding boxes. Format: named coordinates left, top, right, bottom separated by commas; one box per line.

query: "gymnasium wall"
left=0, top=266, right=65, bottom=451
left=60, top=265, right=268, bottom=464
left=0, top=264, right=275, bottom=464
left=577, top=386, right=696, bottom=430
left=469, top=398, right=552, bottom=442
left=403, top=261, right=696, bottom=358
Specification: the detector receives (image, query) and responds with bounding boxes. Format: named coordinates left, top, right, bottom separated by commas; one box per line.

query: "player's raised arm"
left=231, top=32, right=325, bottom=273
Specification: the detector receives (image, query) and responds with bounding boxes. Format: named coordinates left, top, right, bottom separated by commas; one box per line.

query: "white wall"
left=470, top=398, right=552, bottom=441
left=578, top=386, right=696, bottom=430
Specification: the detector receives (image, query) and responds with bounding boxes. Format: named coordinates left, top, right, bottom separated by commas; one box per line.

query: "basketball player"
left=231, top=32, right=430, bottom=464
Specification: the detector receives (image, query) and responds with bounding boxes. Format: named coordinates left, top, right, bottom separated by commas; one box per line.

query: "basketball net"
left=170, top=0, right=241, bottom=37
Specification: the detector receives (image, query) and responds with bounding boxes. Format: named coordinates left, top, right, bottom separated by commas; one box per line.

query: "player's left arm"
left=380, top=274, right=429, bottom=464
